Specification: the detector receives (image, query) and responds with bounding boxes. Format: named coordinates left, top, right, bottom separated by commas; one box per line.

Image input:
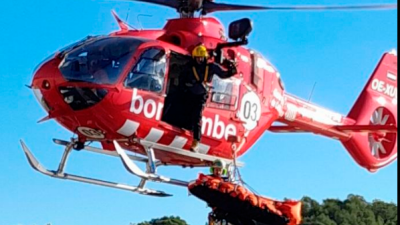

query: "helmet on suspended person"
left=210, top=159, right=228, bottom=176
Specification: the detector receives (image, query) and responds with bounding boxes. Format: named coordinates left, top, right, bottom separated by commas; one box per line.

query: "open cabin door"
left=161, top=52, right=192, bottom=128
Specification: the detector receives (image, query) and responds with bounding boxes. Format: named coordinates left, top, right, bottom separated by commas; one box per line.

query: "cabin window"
left=59, top=37, right=143, bottom=85
left=165, top=52, right=191, bottom=94
left=251, top=53, right=264, bottom=91
left=208, top=76, right=240, bottom=111
left=124, top=48, right=166, bottom=93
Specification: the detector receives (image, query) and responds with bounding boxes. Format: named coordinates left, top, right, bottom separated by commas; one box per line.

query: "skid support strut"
left=20, top=139, right=188, bottom=197
left=114, top=141, right=189, bottom=187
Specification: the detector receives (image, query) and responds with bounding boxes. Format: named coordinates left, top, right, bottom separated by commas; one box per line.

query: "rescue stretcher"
left=189, top=174, right=302, bottom=225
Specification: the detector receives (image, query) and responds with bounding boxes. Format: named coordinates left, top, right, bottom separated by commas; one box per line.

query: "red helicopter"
left=21, top=0, right=397, bottom=201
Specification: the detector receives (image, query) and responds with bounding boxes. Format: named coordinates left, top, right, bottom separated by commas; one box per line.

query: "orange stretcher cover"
left=189, top=174, right=302, bottom=225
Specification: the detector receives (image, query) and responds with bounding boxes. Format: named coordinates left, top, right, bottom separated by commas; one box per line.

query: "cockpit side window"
left=251, top=52, right=264, bottom=92
left=208, top=76, right=240, bottom=111
left=124, top=48, right=166, bottom=93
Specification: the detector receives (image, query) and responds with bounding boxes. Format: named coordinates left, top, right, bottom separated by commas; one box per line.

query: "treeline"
left=134, top=195, right=397, bottom=225
left=135, top=216, right=188, bottom=225
left=301, top=194, right=397, bottom=225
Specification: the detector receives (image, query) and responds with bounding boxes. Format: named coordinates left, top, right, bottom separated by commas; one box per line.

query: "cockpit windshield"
left=59, top=37, right=144, bottom=85
left=124, top=48, right=167, bottom=93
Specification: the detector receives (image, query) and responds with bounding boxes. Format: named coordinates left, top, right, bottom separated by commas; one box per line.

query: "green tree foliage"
left=135, top=195, right=396, bottom=225
left=136, top=216, right=188, bottom=225
left=301, top=195, right=397, bottom=225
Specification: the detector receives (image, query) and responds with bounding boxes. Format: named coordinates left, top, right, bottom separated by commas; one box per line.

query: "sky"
left=0, top=0, right=397, bottom=224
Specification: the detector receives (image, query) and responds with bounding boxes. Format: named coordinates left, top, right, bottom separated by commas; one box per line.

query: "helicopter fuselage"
left=30, top=16, right=397, bottom=171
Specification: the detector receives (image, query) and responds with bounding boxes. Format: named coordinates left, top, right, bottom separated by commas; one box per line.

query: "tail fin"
left=342, top=51, right=398, bottom=172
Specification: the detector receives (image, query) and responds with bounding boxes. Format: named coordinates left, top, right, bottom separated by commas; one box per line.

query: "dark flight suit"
left=161, top=64, right=183, bottom=127
left=180, top=60, right=237, bottom=142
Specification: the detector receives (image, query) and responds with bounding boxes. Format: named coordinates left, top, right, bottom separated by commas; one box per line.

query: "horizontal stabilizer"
left=269, top=125, right=398, bottom=133
left=334, top=125, right=397, bottom=133
left=269, top=126, right=311, bottom=133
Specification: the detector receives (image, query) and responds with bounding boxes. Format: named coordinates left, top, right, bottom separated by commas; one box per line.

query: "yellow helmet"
left=192, top=45, right=209, bottom=58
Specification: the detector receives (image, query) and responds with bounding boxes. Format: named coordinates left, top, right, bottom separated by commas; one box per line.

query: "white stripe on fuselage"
left=116, top=119, right=211, bottom=153
left=197, top=144, right=211, bottom=154
left=144, top=128, right=164, bottom=143
left=129, top=88, right=238, bottom=141
left=169, top=136, right=188, bottom=149
left=117, top=120, right=140, bottom=137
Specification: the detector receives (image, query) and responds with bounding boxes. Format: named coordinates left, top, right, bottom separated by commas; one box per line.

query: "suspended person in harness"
left=180, top=44, right=237, bottom=152
left=208, top=159, right=229, bottom=225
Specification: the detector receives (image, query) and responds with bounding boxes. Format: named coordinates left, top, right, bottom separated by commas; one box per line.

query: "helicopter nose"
left=32, top=87, right=51, bottom=113
left=59, top=86, right=109, bottom=111
left=30, top=55, right=64, bottom=113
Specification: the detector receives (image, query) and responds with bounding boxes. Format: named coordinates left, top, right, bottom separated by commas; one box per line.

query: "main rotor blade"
left=127, top=0, right=396, bottom=14
left=262, top=4, right=397, bottom=11
left=203, top=2, right=268, bottom=13
left=128, top=0, right=180, bottom=9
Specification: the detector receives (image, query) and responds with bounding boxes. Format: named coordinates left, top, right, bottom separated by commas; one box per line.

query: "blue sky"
left=0, top=0, right=397, bottom=224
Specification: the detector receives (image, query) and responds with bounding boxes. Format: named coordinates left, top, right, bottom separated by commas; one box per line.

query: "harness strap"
left=192, top=66, right=209, bottom=83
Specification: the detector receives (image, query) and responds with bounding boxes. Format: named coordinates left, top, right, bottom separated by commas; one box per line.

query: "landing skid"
left=136, top=139, right=245, bottom=167
left=53, top=139, right=244, bottom=167
left=20, top=137, right=243, bottom=196
left=20, top=139, right=189, bottom=197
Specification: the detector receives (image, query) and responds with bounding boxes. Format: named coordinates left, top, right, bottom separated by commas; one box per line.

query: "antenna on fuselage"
left=308, top=82, right=317, bottom=102
left=126, top=7, right=131, bottom=21
left=137, top=14, right=152, bottom=30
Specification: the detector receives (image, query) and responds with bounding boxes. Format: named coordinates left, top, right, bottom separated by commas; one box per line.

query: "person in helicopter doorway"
left=180, top=44, right=237, bottom=152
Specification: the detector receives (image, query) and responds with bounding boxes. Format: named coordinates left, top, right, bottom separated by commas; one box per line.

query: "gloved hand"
left=223, top=59, right=238, bottom=75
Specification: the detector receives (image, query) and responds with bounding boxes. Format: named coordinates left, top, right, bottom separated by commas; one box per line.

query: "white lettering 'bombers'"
left=201, top=115, right=237, bottom=140
left=117, top=120, right=140, bottom=137
left=117, top=88, right=239, bottom=154
left=201, top=115, right=238, bottom=140
left=131, top=88, right=237, bottom=140
left=131, top=89, right=164, bottom=121
left=202, top=117, right=213, bottom=136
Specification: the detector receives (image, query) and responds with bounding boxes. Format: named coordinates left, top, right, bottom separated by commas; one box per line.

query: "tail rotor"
left=342, top=52, right=397, bottom=172
left=368, top=107, right=397, bottom=160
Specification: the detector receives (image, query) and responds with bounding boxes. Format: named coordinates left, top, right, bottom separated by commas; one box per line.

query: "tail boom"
left=271, top=93, right=354, bottom=140
left=270, top=52, right=398, bottom=172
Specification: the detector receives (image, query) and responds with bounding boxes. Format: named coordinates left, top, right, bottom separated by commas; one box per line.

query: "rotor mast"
left=178, top=0, right=202, bottom=18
